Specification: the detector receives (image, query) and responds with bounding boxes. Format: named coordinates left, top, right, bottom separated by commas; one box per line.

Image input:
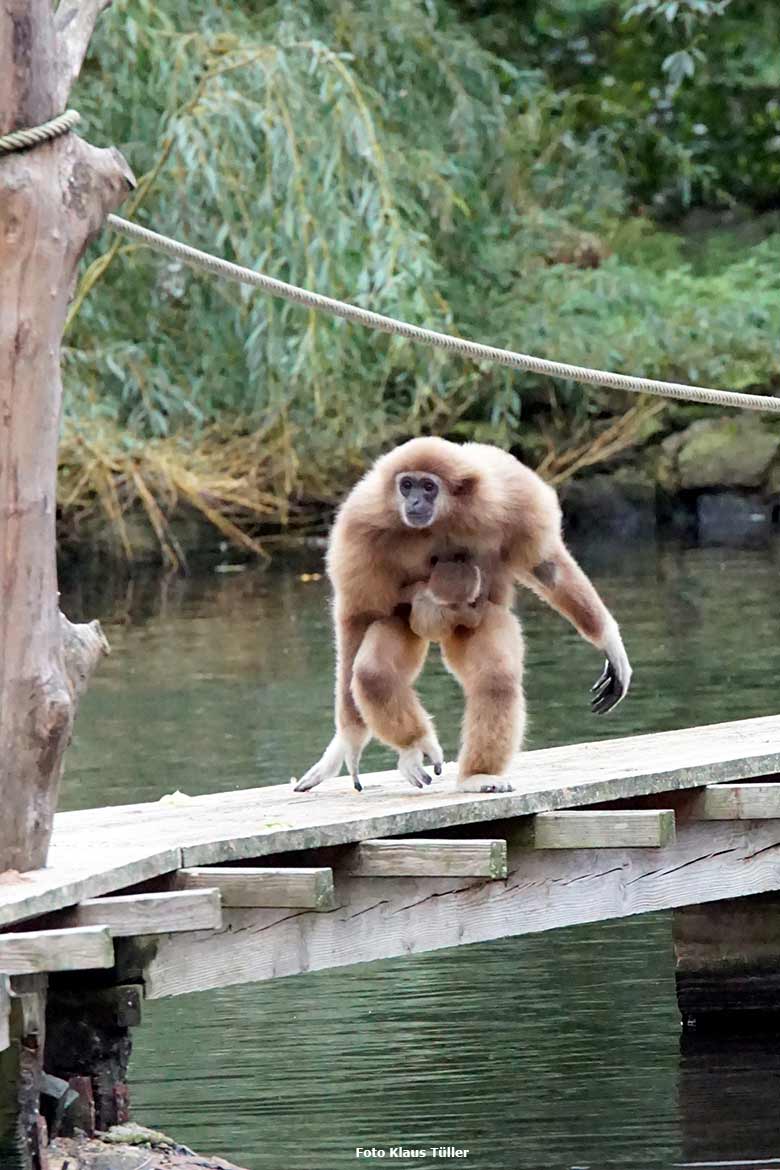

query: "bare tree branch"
left=54, top=0, right=113, bottom=105
left=60, top=613, right=110, bottom=703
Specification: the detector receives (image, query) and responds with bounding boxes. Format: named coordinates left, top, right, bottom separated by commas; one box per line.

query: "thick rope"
left=108, top=215, right=780, bottom=415
left=0, top=109, right=81, bottom=156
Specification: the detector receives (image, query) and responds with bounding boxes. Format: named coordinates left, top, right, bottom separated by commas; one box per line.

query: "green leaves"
left=61, top=0, right=780, bottom=545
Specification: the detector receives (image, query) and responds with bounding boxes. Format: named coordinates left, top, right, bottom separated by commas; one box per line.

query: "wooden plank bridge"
left=6, top=714, right=780, bottom=1155
left=2, top=714, right=780, bottom=1003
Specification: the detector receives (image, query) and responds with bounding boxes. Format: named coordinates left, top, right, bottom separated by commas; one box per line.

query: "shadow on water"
left=58, top=537, right=780, bottom=1168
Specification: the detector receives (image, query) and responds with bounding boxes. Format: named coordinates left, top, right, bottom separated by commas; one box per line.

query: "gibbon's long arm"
left=522, top=544, right=632, bottom=713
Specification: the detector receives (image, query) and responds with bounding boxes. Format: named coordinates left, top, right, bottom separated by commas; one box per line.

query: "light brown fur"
left=296, top=437, right=631, bottom=794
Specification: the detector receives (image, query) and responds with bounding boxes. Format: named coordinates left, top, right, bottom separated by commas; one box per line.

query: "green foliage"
left=63, top=0, right=780, bottom=547
left=464, top=0, right=780, bottom=211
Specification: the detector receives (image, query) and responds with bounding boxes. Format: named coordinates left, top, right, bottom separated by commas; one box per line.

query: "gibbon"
left=295, top=437, right=632, bottom=795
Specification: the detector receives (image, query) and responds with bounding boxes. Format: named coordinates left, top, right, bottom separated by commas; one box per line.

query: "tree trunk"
left=0, top=0, right=134, bottom=871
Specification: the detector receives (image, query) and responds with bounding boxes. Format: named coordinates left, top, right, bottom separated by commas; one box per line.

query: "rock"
left=89, top=1152, right=153, bottom=1170
left=49, top=1130, right=250, bottom=1170
left=697, top=492, right=772, bottom=544
left=659, top=418, right=780, bottom=492
left=560, top=473, right=656, bottom=540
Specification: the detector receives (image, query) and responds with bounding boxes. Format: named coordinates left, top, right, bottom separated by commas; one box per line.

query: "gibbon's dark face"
left=396, top=471, right=442, bottom=528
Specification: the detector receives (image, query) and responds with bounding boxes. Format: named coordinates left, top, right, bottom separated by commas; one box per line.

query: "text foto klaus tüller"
left=355, top=1147, right=470, bottom=1160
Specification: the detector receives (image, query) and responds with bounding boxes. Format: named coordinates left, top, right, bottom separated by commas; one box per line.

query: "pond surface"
left=60, top=538, right=780, bottom=1169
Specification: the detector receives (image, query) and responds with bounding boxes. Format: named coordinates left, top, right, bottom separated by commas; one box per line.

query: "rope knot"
left=0, top=110, right=81, bottom=156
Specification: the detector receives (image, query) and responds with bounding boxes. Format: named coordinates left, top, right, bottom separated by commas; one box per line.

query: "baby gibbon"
left=402, top=555, right=485, bottom=641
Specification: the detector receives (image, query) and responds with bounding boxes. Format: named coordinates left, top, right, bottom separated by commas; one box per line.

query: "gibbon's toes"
left=352, top=773, right=363, bottom=793
left=294, top=735, right=347, bottom=792
left=456, top=775, right=514, bottom=794
left=293, top=771, right=325, bottom=793
left=397, top=748, right=433, bottom=789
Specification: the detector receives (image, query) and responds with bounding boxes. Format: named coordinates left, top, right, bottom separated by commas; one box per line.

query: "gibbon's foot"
left=352, top=774, right=363, bottom=793
left=591, top=653, right=631, bottom=715
left=456, top=774, right=514, bottom=794
left=293, top=735, right=345, bottom=792
left=397, top=747, right=434, bottom=789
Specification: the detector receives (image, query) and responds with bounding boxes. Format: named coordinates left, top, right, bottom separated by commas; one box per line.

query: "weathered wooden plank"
left=0, top=927, right=113, bottom=975
left=4, top=715, right=780, bottom=930
left=689, top=783, right=780, bottom=820
left=171, top=715, right=780, bottom=866
left=0, top=846, right=181, bottom=931
left=345, top=839, right=507, bottom=878
left=176, top=867, right=335, bottom=910
left=63, top=890, right=222, bottom=937
left=525, top=810, right=676, bottom=849
left=126, top=818, right=780, bottom=998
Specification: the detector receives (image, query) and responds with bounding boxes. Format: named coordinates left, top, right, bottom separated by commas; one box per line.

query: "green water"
left=59, top=539, right=780, bottom=1169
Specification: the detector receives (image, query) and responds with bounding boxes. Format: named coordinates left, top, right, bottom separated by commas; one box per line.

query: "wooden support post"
left=0, top=978, right=9, bottom=1054
left=0, top=927, right=113, bottom=975
left=688, top=782, right=780, bottom=820
left=62, top=889, right=223, bottom=936
left=678, top=1030, right=780, bottom=1164
left=521, top=809, right=675, bottom=849
left=44, top=978, right=143, bottom=1137
left=344, top=839, right=507, bottom=878
left=0, top=975, right=47, bottom=1170
left=674, top=893, right=780, bottom=1027
left=176, top=867, right=336, bottom=910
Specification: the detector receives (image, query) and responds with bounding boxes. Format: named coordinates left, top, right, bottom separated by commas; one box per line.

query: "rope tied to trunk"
left=0, top=109, right=81, bottom=156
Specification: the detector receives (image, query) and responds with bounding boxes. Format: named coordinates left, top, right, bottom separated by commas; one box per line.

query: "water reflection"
left=58, top=538, right=780, bottom=1167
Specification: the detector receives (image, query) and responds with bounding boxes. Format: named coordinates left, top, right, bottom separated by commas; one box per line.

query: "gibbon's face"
left=395, top=471, right=443, bottom=528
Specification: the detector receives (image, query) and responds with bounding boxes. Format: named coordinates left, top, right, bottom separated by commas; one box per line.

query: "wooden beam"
left=0, top=926, right=113, bottom=975
left=64, top=889, right=222, bottom=936
left=345, top=839, right=507, bottom=878
left=524, top=810, right=676, bottom=849
left=175, top=867, right=336, bottom=910
left=117, top=817, right=780, bottom=999
left=688, top=783, right=780, bottom=820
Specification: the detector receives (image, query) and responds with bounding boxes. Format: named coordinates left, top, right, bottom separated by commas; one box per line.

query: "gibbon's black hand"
left=591, top=657, right=630, bottom=715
